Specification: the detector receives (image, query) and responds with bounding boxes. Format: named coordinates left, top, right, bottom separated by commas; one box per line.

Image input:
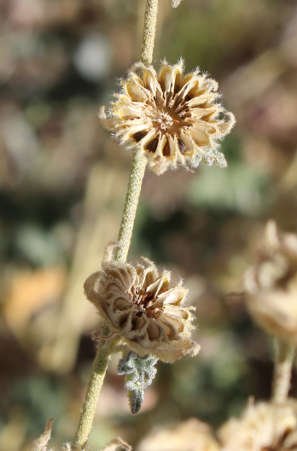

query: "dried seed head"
left=84, top=246, right=200, bottom=363
left=100, top=60, right=235, bottom=175
left=138, top=419, right=219, bottom=451
left=244, top=221, right=297, bottom=343
left=219, top=400, right=297, bottom=451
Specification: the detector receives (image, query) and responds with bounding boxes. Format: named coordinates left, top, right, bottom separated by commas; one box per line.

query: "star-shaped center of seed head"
left=131, top=287, right=163, bottom=319
left=148, top=93, right=192, bottom=135
left=155, top=110, right=174, bottom=131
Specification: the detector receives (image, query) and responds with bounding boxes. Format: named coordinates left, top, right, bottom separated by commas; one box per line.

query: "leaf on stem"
left=118, top=352, right=158, bottom=414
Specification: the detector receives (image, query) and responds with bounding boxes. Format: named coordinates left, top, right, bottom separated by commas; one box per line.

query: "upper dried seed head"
left=84, top=246, right=200, bottom=363
left=244, top=220, right=297, bottom=342
left=100, top=60, right=235, bottom=175
left=219, top=400, right=297, bottom=451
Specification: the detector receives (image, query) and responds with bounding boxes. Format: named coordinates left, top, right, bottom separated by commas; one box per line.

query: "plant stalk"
left=115, top=0, right=159, bottom=263
left=272, top=339, right=295, bottom=403
left=115, top=149, right=147, bottom=263
left=72, top=0, right=159, bottom=447
left=141, top=0, right=159, bottom=65
left=73, top=343, right=112, bottom=448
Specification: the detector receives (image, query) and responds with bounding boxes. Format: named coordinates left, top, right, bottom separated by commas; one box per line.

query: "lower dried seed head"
left=84, top=249, right=200, bottom=363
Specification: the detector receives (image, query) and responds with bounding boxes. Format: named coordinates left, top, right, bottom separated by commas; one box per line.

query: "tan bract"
left=219, top=400, right=297, bottom=451
left=244, top=221, right=297, bottom=342
left=137, top=418, right=219, bottom=451
left=84, top=247, right=200, bottom=363
left=100, top=60, right=235, bottom=175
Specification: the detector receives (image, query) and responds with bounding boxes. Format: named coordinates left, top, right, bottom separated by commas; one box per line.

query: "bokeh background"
left=1, top=0, right=297, bottom=449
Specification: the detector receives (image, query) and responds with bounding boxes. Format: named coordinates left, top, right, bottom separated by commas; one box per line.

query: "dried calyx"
left=100, top=60, right=235, bottom=175
left=84, top=245, right=200, bottom=363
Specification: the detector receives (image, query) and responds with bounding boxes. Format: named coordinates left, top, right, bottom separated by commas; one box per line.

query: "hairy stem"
left=141, top=0, right=159, bottom=65
left=72, top=0, right=159, bottom=447
left=115, top=149, right=147, bottom=263
left=115, top=0, right=159, bottom=263
left=73, top=344, right=112, bottom=448
left=272, top=339, right=295, bottom=403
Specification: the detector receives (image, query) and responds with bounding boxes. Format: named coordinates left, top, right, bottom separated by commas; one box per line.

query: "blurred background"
left=1, top=0, right=297, bottom=449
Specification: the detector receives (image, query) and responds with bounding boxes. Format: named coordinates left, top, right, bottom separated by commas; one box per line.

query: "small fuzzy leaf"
left=118, top=352, right=158, bottom=414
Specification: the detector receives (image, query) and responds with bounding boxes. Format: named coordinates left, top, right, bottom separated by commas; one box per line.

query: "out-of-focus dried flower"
left=100, top=60, right=235, bottom=175
left=102, top=437, right=132, bottom=451
left=84, top=245, right=200, bottom=363
left=244, top=220, right=297, bottom=342
left=137, top=418, right=219, bottom=451
left=219, top=400, right=297, bottom=451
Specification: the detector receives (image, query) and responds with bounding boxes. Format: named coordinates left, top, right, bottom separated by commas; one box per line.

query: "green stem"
left=272, top=339, right=295, bottom=403
left=72, top=0, right=159, bottom=447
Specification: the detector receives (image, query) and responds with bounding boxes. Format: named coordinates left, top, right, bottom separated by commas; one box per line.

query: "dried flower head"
left=100, top=60, right=235, bottom=175
left=137, top=419, right=219, bottom=451
left=84, top=245, right=200, bottom=363
left=244, top=221, right=297, bottom=342
left=219, top=400, right=297, bottom=451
